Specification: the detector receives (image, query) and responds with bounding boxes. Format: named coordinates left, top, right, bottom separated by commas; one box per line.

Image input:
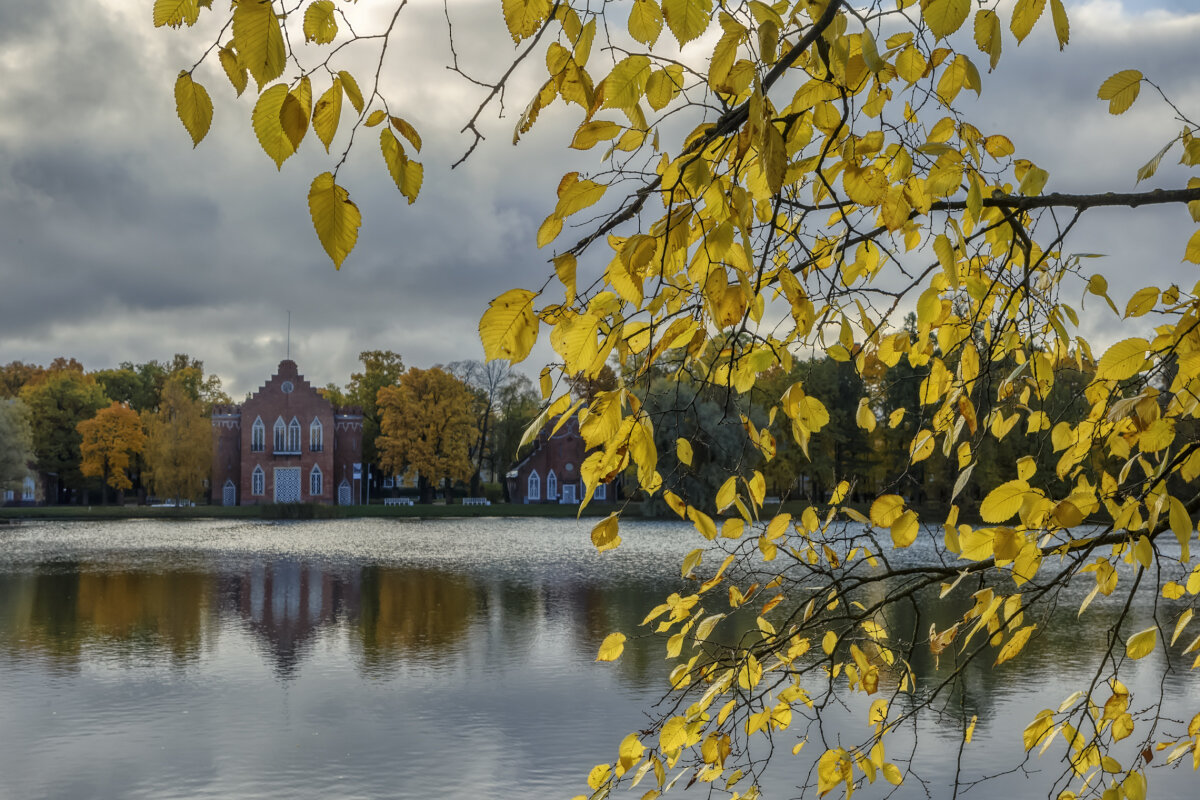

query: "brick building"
left=505, top=417, right=617, bottom=504
left=211, top=360, right=364, bottom=505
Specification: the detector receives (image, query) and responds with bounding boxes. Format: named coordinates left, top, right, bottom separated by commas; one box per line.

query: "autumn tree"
left=143, top=374, right=212, bottom=504
left=0, top=361, right=46, bottom=399
left=21, top=370, right=109, bottom=503
left=158, top=1, right=1200, bottom=798
left=78, top=402, right=146, bottom=503
left=376, top=367, right=479, bottom=504
left=0, top=398, right=34, bottom=492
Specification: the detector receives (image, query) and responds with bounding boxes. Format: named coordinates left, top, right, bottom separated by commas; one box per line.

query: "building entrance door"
left=274, top=468, right=301, bottom=503
left=223, top=480, right=236, bottom=506
left=561, top=483, right=577, bottom=504
left=338, top=480, right=352, bottom=505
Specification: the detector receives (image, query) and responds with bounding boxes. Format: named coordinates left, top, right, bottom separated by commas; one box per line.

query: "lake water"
left=0, top=518, right=1195, bottom=799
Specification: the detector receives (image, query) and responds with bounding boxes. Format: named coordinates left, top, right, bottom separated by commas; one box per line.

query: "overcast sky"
left=0, top=0, right=1197, bottom=397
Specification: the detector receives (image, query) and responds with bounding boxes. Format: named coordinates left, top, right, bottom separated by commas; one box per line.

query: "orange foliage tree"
left=77, top=402, right=146, bottom=501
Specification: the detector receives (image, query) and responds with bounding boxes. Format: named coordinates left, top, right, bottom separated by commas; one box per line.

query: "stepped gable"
left=249, top=359, right=318, bottom=403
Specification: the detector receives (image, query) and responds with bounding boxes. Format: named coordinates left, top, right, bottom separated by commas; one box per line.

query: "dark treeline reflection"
left=0, top=559, right=675, bottom=686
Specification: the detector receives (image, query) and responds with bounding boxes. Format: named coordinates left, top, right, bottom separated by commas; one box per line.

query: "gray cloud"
left=0, top=0, right=1197, bottom=395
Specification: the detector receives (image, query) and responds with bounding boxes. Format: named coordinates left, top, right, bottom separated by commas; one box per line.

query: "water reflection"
left=0, top=519, right=1196, bottom=800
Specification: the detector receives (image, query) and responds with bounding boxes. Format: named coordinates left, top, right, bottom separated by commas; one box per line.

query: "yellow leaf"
left=388, top=117, right=422, bottom=153
left=232, top=0, right=286, bottom=89
left=603, top=55, right=652, bottom=110
left=1016, top=456, right=1036, bottom=481
left=479, top=288, right=539, bottom=362
left=661, top=0, right=711, bottom=46
left=302, top=0, right=338, bottom=44
left=555, top=177, right=607, bottom=218
left=251, top=83, right=295, bottom=169
left=365, top=109, right=387, bottom=127
left=681, top=548, right=703, bottom=578
left=1185, top=229, right=1200, bottom=264
left=980, top=479, right=1030, bottom=523
left=218, top=46, right=248, bottom=96
left=646, top=66, right=683, bottom=111
left=1010, top=0, right=1045, bottom=44
left=502, top=0, right=551, bottom=42
left=380, top=128, right=422, bottom=204
left=973, top=9, right=1001, bottom=71
left=716, top=476, right=737, bottom=512
left=338, top=70, right=364, bottom=113
left=628, top=0, right=664, bottom=46
left=1125, top=626, right=1157, bottom=660
left=830, top=480, right=850, bottom=505
left=1173, top=609, right=1193, bottom=646
left=570, top=120, right=622, bottom=150
left=1096, top=337, right=1149, bottom=381
left=822, top=630, right=837, bottom=655
left=1169, top=496, right=1192, bottom=563
left=1124, top=286, right=1159, bottom=317
left=676, top=438, right=693, bottom=466
left=1122, top=772, right=1146, bottom=800
left=1049, top=0, right=1069, bottom=49
left=280, top=91, right=307, bottom=151
left=870, top=495, right=906, bottom=527
left=591, top=513, right=622, bottom=552
left=1097, top=69, right=1143, bottom=115
left=995, top=624, right=1036, bottom=665
left=307, top=172, right=361, bottom=269
left=1022, top=711, right=1054, bottom=751
left=597, top=631, right=626, bottom=661
left=659, top=717, right=688, bottom=752
left=910, top=429, right=935, bottom=463
left=174, top=72, right=212, bottom=148
left=312, top=77, right=343, bottom=153
left=891, top=510, right=919, bottom=548
left=154, top=0, right=200, bottom=29
left=921, top=0, right=970, bottom=39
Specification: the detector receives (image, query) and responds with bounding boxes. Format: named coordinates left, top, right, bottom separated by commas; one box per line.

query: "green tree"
left=20, top=371, right=109, bottom=502
left=345, top=350, right=404, bottom=485
left=0, top=398, right=34, bottom=492
left=77, top=402, right=146, bottom=503
left=158, top=2, right=1200, bottom=798
left=377, top=367, right=479, bottom=504
left=142, top=374, right=212, bottom=504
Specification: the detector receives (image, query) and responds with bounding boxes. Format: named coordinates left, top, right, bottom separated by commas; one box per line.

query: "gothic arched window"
left=310, top=418, right=323, bottom=452
left=251, top=417, right=265, bottom=452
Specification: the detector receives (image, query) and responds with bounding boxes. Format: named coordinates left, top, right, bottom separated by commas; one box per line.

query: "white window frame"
left=309, top=465, right=323, bottom=497
left=273, top=417, right=286, bottom=453
left=252, top=465, right=265, bottom=496
left=310, top=418, right=323, bottom=452
left=251, top=417, right=265, bottom=452
left=382, top=476, right=394, bottom=489
left=547, top=469, right=558, bottom=500
left=595, top=482, right=607, bottom=500
left=287, top=417, right=301, bottom=453
left=527, top=470, right=540, bottom=501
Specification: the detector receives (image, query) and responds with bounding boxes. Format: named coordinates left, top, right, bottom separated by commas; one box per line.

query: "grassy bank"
left=0, top=501, right=622, bottom=522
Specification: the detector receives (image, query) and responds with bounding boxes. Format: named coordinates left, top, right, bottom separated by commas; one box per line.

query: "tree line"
left=0, top=352, right=545, bottom=505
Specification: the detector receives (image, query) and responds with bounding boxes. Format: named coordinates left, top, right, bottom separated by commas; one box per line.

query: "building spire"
left=286, top=310, right=291, bottom=360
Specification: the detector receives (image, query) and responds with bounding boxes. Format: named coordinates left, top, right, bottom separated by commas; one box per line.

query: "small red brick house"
left=506, top=417, right=617, bottom=504
left=211, top=360, right=364, bottom=505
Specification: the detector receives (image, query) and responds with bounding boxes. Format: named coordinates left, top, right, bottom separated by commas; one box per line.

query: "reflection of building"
left=220, top=558, right=361, bottom=677
left=211, top=360, right=363, bottom=505
left=506, top=417, right=617, bottom=504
